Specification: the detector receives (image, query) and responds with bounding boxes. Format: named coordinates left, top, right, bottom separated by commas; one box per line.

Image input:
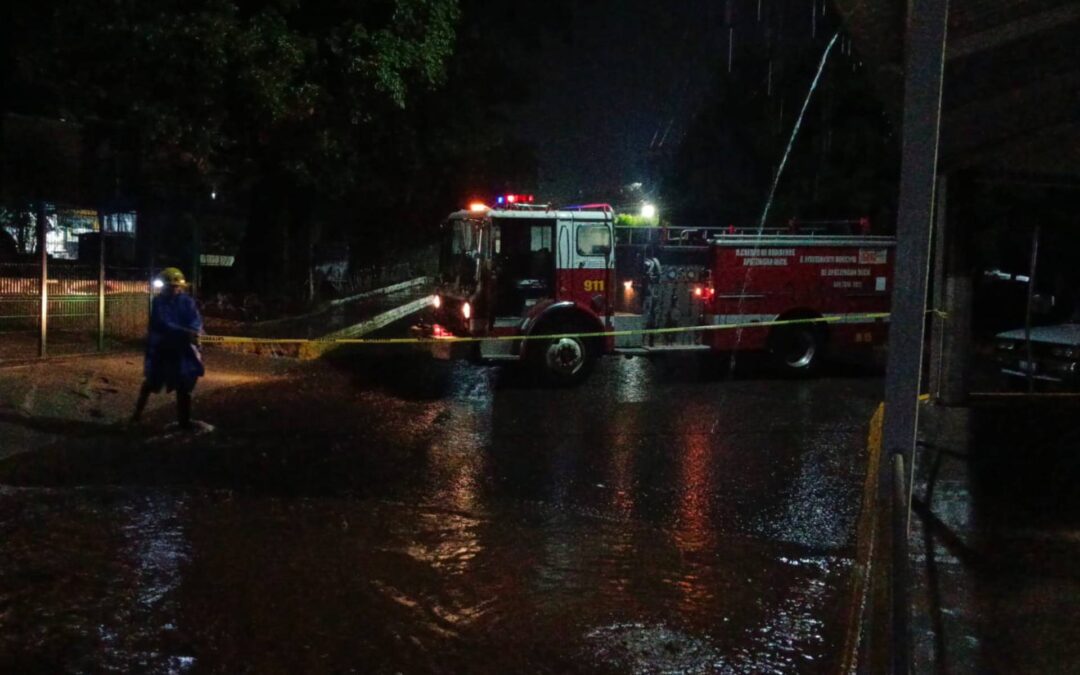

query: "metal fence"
left=0, top=263, right=151, bottom=361
left=335, top=246, right=438, bottom=298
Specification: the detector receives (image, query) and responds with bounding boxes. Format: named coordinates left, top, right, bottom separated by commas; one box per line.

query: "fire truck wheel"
left=530, top=329, right=597, bottom=386
left=769, top=324, right=825, bottom=376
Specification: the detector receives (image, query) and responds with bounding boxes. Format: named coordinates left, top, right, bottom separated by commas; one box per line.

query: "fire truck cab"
left=425, top=200, right=617, bottom=384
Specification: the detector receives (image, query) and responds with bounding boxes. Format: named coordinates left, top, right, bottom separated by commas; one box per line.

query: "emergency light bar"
left=495, top=194, right=534, bottom=205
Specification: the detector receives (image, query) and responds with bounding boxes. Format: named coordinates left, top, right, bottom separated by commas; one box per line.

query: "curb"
left=839, top=401, right=885, bottom=674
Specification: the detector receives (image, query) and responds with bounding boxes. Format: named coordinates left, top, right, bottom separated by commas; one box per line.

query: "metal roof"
left=449, top=208, right=613, bottom=220
left=835, top=0, right=1080, bottom=176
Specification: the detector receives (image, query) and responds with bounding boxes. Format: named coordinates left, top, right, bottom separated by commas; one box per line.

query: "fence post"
left=1023, top=224, right=1041, bottom=395
left=98, top=220, right=106, bottom=351
left=37, top=201, right=48, bottom=358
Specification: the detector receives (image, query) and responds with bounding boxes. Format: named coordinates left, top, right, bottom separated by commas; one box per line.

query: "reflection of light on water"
left=402, top=510, right=485, bottom=574
left=674, top=429, right=712, bottom=552
left=374, top=508, right=493, bottom=637
left=736, top=556, right=839, bottom=672
left=608, top=411, right=639, bottom=519
left=587, top=622, right=729, bottom=674
left=125, top=499, right=188, bottom=608
left=422, top=362, right=493, bottom=513
left=587, top=558, right=841, bottom=673
left=759, top=437, right=852, bottom=549
left=108, top=495, right=196, bottom=672
left=378, top=363, right=491, bottom=635
left=614, top=357, right=651, bottom=403
left=671, top=401, right=718, bottom=613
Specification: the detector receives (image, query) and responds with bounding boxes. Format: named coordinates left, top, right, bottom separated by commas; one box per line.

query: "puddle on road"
left=0, top=487, right=852, bottom=673
left=0, top=355, right=875, bottom=672
left=0, top=487, right=194, bottom=673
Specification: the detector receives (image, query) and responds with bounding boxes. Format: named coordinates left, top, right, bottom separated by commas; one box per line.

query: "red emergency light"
left=692, top=284, right=715, bottom=300
left=495, top=194, right=534, bottom=206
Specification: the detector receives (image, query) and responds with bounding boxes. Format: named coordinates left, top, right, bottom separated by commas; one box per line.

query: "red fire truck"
left=418, top=197, right=895, bottom=384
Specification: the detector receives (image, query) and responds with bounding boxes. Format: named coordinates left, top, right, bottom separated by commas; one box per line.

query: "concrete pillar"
left=929, top=174, right=973, bottom=405
left=880, top=0, right=950, bottom=672
left=929, top=176, right=949, bottom=400
left=939, top=187, right=973, bottom=405
left=924, top=174, right=976, bottom=406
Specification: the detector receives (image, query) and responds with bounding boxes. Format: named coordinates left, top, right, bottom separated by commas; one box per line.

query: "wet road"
left=0, top=345, right=882, bottom=673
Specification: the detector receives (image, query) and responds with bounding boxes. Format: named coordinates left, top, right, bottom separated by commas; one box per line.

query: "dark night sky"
left=503, top=0, right=726, bottom=203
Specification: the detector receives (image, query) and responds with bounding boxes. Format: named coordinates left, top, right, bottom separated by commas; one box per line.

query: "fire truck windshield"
left=439, top=217, right=482, bottom=287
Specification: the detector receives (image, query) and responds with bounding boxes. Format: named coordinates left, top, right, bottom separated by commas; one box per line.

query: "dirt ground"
left=0, top=348, right=297, bottom=461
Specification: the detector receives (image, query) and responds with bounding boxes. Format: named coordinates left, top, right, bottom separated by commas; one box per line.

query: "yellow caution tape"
left=201, top=312, right=896, bottom=347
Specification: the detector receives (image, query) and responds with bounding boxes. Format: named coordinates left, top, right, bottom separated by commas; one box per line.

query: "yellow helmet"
left=159, top=267, right=187, bottom=287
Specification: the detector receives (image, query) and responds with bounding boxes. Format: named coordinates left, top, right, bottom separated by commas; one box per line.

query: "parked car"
left=995, top=318, right=1080, bottom=388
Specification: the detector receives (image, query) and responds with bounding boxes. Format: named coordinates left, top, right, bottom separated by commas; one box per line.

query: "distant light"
left=152, top=279, right=165, bottom=290
left=623, top=280, right=633, bottom=292
left=469, top=202, right=489, bottom=213
left=693, top=285, right=703, bottom=298
left=462, top=301, right=472, bottom=320
left=432, top=294, right=441, bottom=309
left=210, top=191, right=217, bottom=200
left=641, top=203, right=657, bottom=219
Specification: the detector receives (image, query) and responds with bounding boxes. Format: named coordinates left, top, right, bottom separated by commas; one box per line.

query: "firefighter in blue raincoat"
left=131, top=267, right=205, bottom=428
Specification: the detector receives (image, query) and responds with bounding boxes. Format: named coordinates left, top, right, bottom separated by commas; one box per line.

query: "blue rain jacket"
left=144, top=291, right=205, bottom=392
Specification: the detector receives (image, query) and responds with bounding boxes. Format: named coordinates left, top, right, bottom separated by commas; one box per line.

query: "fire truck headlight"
left=462, top=301, right=471, bottom=320
left=432, top=294, right=441, bottom=310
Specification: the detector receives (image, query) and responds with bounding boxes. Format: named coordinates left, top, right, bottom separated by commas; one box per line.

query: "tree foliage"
left=3, top=0, right=467, bottom=296
left=5, top=0, right=459, bottom=185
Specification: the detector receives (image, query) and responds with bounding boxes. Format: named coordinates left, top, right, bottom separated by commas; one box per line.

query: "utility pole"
left=97, top=213, right=107, bottom=351
left=36, top=201, right=48, bottom=358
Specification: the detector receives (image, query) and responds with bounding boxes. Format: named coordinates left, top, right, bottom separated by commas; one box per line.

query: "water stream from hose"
left=719, top=31, right=842, bottom=391
left=758, top=31, right=841, bottom=231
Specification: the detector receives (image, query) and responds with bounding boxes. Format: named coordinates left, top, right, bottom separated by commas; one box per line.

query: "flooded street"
left=0, top=349, right=881, bottom=673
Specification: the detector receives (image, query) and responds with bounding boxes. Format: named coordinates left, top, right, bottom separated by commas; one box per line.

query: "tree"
left=3, top=0, right=461, bottom=298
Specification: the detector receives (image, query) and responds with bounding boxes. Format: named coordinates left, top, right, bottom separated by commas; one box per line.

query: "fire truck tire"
left=768, top=323, right=825, bottom=376
left=528, top=321, right=598, bottom=386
